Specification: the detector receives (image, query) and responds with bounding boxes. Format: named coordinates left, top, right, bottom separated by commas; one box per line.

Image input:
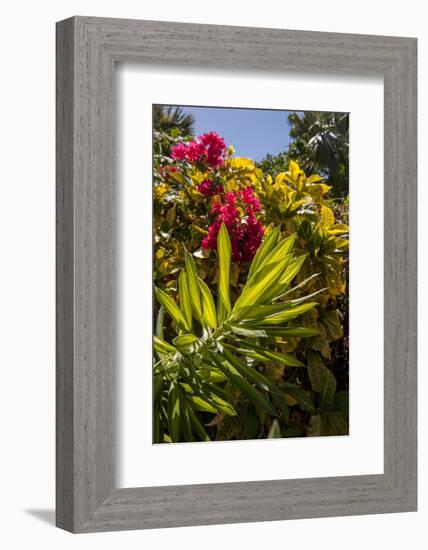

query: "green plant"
left=288, top=111, right=349, bottom=197
left=153, top=224, right=322, bottom=443
left=153, top=105, right=195, bottom=136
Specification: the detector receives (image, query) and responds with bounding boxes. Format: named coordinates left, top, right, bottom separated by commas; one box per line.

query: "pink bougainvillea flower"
left=202, top=185, right=264, bottom=263
left=197, top=179, right=224, bottom=197
left=198, top=132, right=227, bottom=168
left=170, top=142, right=188, bottom=160
left=170, top=132, right=227, bottom=169
left=241, top=186, right=261, bottom=212
left=184, top=140, right=205, bottom=163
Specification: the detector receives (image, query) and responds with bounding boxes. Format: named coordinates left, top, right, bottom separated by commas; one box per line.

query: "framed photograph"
left=56, top=16, right=417, bottom=533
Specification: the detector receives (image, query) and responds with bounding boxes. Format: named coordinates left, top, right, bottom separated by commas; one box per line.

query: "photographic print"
left=153, top=105, right=349, bottom=444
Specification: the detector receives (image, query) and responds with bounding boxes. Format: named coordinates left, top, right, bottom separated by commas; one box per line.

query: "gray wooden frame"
left=56, top=16, right=417, bottom=533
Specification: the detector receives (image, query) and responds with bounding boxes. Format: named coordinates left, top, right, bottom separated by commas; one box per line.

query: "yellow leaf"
left=328, top=223, right=349, bottom=234
left=307, top=174, right=324, bottom=184
left=321, top=206, right=335, bottom=228
left=224, top=178, right=240, bottom=192
left=308, top=183, right=331, bottom=198
left=288, top=159, right=301, bottom=181
left=155, top=247, right=165, bottom=259
left=227, top=157, right=255, bottom=171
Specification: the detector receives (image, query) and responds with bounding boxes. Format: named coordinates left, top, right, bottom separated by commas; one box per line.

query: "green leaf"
left=198, top=277, right=217, bottom=328
left=209, top=393, right=237, bottom=416
left=260, top=233, right=296, bottom=270
left=334, top=391, right=349, bottom=418
left=155, top=305, right=165, bottom=339
left=180, top=400, right=194, bottom=442
left=223, top=347, right=273, bottom=392
left=229, top=325, right=268, bottom=338
left=247, top=225, right=281, bottom=279
left=322, top=309, right=343, bottom=341
left=271, top=391, right=289, bottom=424
left=256, top=327, right=320, bottom=338
left=153, top=335, right=177, bottom=355
left=184, top=249, right=202, bottom=319
left=280, top=288, right=327, bottom=307
left=233, top=302, right=291, bottom=323
left=233, top=294, right=318, bottom=323
left=153, top=374, right=163, bottom=403
left=186, top=394, right=218, bottom=414
left=250, top=348, right=304, bottom=367
left=155, top=287, right=190, bottom=332
left=187, top=407, right=211, bottom=441
left=283, top=383, right=315, bottom=412
left=325, top=411, right=348, bottom=435
left=279, top=254, right=307, bottom=287
left=212, top=353, right=277, bottom=416
left=254, top=302, right=318, bottom=326
left=244, top=406, right=260, bottom=439
left=153, top=402, right=164, bottom=443
left=233, top=257, right=290, bottom=312
left=308, top=358, right=337, bottom=404
left=280, top=273, right=320, bottom=298
left=228, top=325, right=320, bottom=338
left=173, top=333, right=200, bottom=351
left=178, top=270, right=192, bottom=329
left=168, top=383, right=181, bottom=442
left=217, top=223, right=231, bottom=323
left=232, top=338, right=304, bottom=367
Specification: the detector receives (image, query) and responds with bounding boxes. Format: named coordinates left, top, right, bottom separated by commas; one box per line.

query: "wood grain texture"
left=56, top=16, right=417, bottom=533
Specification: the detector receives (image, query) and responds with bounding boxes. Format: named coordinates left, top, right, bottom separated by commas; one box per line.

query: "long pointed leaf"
left=187, top=407, right=211, bottom=441
left=280, top=272, right=320, bottom=298
left=154, top=335, right=177, bottom=355
left=261, top=233, right=296, bottom=270
left=222, top=347, right=272, bottom=392
left=247, top=225, right=281, bottom=279
left=236, top=295, right=320, bottom=324
left=254, top=302, right=318, bottom=326
left=211, top=352, right=277, bottom=416
left=155, top=305, right=165, bottom=339
left=168, top=382, right=181, bottom=442
left=217, top=223, right=231, bottom=323
left=252, top=326, right=320, bottom=338
left=178, top=270, right=192, bottom=329
left=198, top=277, right=217, bottom=328
left=184, top=249, right=202, bottom=319
left=155, top=287, right=190, bottom=332
left=233, top=257, right=290, bottom=312
left=279, top=255, right=308, bottom=287
left=233, top=338, right=305, bottom=367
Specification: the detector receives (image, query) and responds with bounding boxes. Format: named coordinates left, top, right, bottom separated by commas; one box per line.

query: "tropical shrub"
left=153, top=126, right=349, bottom=442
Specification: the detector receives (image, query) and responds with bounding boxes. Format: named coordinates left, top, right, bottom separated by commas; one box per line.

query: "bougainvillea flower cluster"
left=197, top=178, right=224, bottom=197
left=171, top=132, right=227, bottom=169
left=202, top=186, right=265, bottom=263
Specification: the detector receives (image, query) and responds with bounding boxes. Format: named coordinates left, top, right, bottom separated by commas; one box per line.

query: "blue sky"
left=179, top=106, right=293, bottom=162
